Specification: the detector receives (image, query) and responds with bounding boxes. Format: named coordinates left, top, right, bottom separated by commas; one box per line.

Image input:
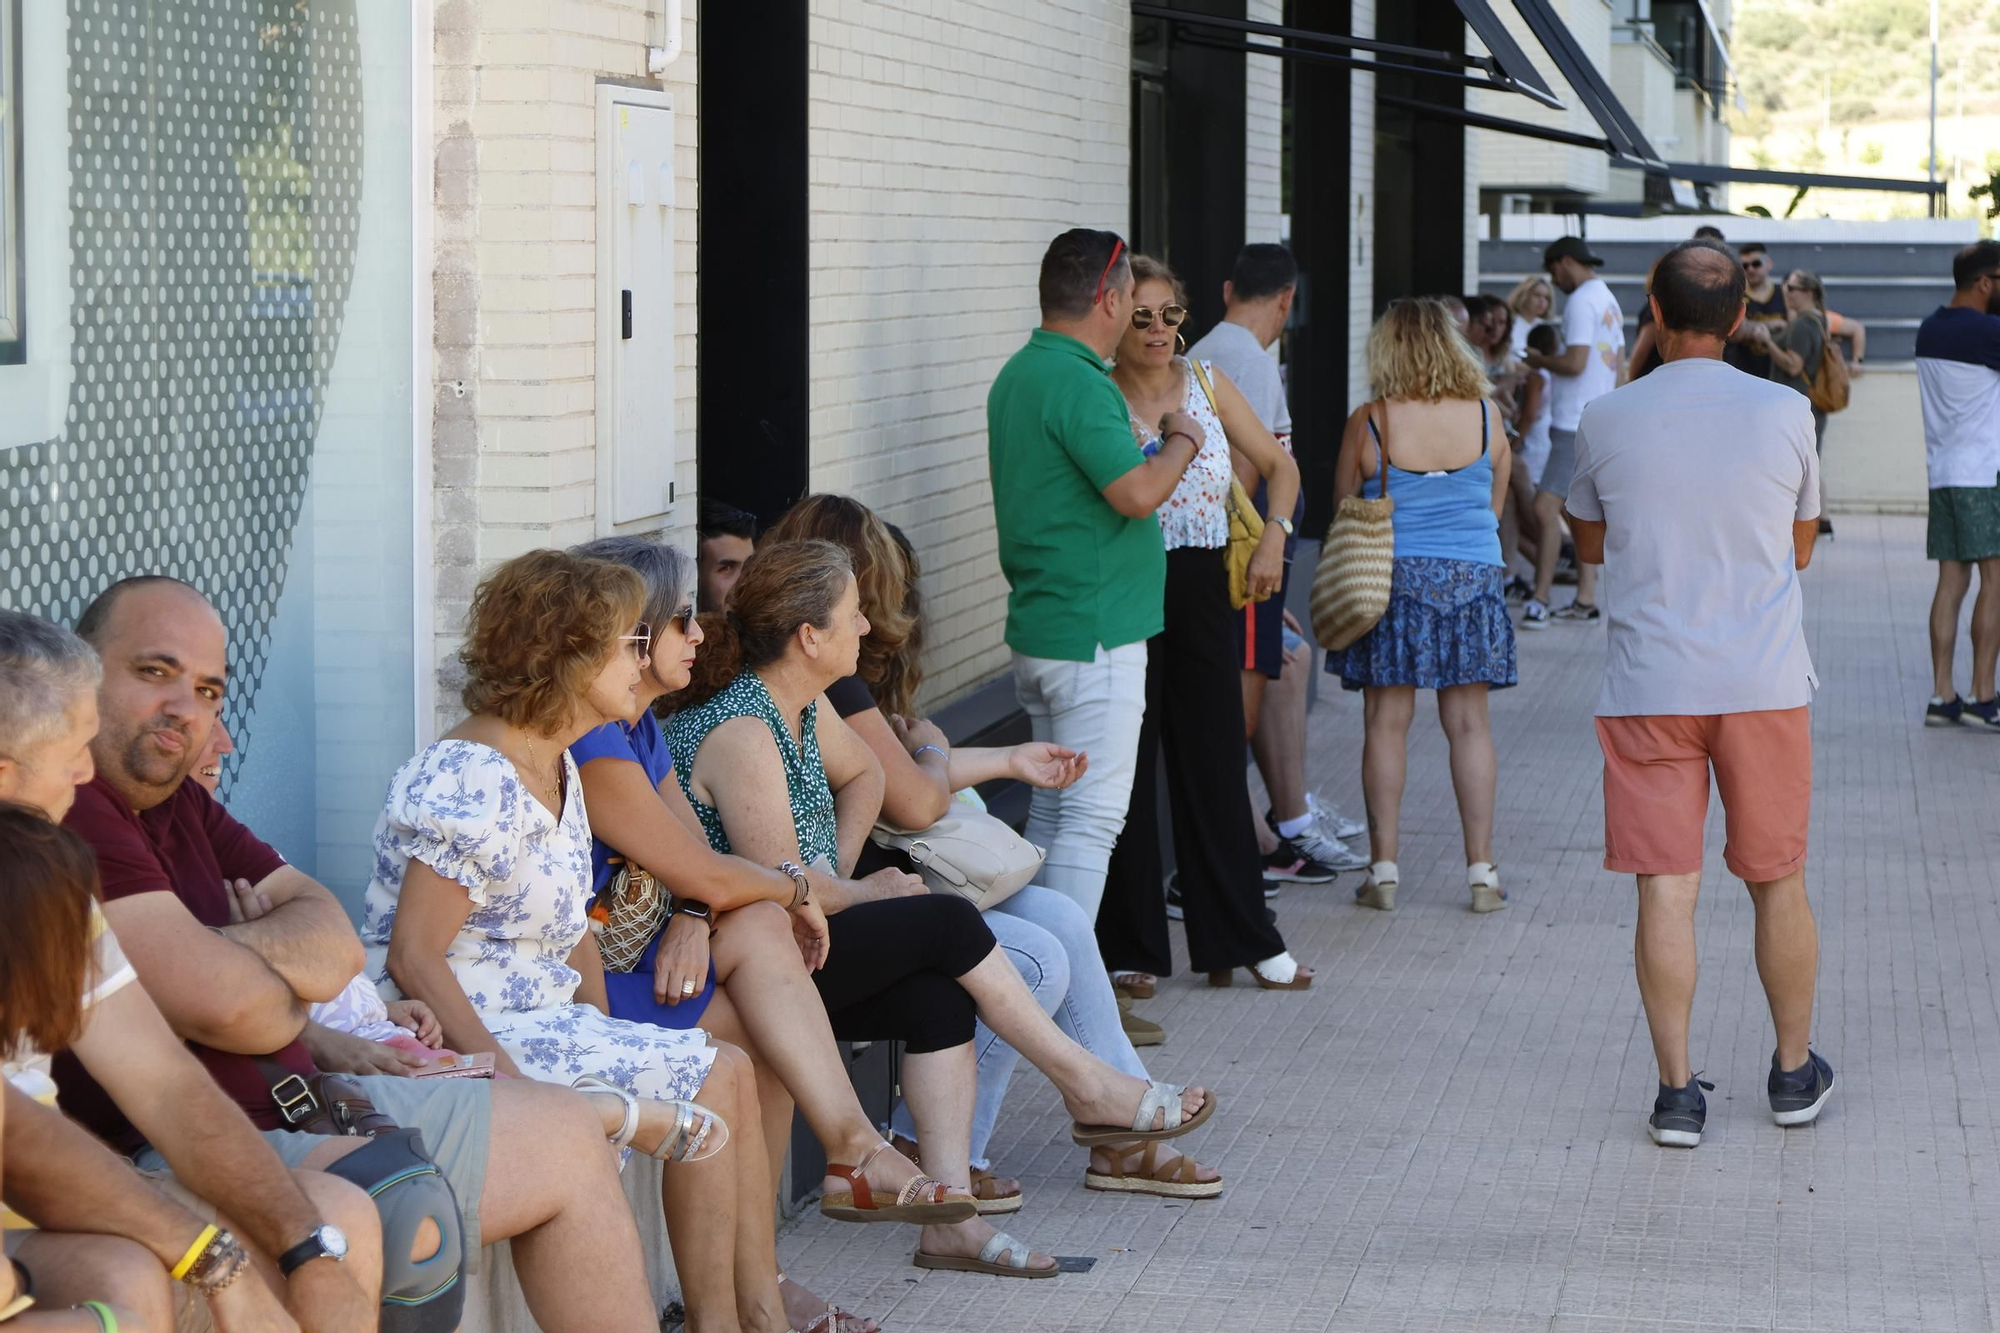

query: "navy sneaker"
left=1769, top=1050, right=1835, bottom=1127
left=1262, top=839, right=1341, bottom=885
left=1649, top=1075, right=1715, bottom=1148
left=1964, top=697, right=2000, bottom=731
left=1926, top=695, right=1965, bottom=727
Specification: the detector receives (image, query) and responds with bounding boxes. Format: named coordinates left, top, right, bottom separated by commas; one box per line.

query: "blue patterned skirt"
left=1326, top=556, right=1518, bottom=692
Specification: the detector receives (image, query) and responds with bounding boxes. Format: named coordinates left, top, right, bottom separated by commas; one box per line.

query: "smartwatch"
left=673, top=898, right=713, bottom=922
left=277, top=1224, right=349, bottom=1277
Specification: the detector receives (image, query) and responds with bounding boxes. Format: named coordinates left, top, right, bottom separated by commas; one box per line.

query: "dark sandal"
left=912, top=1231, right=1058, bottom=1279
left=1070, top=1081, right=1217, bottom=1147
left=890, top=1135, right=1023, bottom=1215
left=820, top=1140, right=976, bottom=1224
left=1084, top=1140, right=1224, bottom=1200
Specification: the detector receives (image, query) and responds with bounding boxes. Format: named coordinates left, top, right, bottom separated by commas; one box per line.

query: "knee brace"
left=323, top=1128, right=466, bottom=1333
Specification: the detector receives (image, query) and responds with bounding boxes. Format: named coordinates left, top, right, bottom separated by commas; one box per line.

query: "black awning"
left=1131, top=2, right=1563, bottom=108
left=1505, top=0, right=1666, bottom=170
left=1666, top=161, right=1946, bottom=197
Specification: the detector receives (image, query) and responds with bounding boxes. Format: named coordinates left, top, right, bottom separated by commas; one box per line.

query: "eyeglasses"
left=1131, top=304, right=1187, bottom=330
left=618, top=624, right=653, bottom=659
left=1092, top=239, right=1126, bottom=306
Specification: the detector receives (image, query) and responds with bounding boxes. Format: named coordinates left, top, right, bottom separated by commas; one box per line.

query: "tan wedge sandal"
left=1084, top=1140, right=1225, bottom=1200
left=820, top=1140, right=976, bottom=1224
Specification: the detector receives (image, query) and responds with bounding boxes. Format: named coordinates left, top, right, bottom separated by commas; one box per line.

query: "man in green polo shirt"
left=988, top=227, right=1202, bottom=925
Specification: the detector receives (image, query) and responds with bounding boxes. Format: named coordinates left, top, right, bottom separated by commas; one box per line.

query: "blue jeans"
left=889, top=885, right=1148, bottom=1170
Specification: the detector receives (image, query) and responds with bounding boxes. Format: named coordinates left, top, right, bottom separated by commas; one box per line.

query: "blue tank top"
left=1366, top=403, right=1503, bottom=566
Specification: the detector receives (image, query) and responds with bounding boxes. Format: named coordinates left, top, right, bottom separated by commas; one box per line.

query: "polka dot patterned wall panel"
left=0, top=0, right=361, bottom=796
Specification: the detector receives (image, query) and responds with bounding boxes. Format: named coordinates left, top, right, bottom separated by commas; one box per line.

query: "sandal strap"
left=1132, top=1080, right=1185, bottom=1133
left=978, top=1231, right=1034, bottom=1269
left=897, top=1173, right=950, bottom=1208
left=824, top=1140, right=895, bottom=1211
left=572, top=1076, right=640, bottom=1150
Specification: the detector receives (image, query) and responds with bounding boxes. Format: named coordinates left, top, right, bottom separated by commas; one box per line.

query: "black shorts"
left=1235, top=557, right=1293, bottom=680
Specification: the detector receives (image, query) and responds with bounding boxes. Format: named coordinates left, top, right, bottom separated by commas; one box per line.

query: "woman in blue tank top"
left=1325, top=298, right=1518, bottom=916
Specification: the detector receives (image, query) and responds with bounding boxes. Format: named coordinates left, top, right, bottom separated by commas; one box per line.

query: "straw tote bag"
left=1310, top=401, right=1396, bottom=651
left=1186, top=359, right=1270, bottom=611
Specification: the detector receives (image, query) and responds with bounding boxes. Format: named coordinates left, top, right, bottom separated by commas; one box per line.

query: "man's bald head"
left=77, top=577, right=228, bottom=812
left=1651, top=240, right=1747, bottom=340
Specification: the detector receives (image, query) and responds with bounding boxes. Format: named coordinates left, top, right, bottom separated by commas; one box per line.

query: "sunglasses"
left=1131, top=304, right=1187, bottom=330
left=1742, top=258, right=1768, bottom=268
left=1092, top=239, right=1126, bottom=306
left=618, top=624, right=654, bottom=659
left=1783, top=283, right=1813, bottom=293
left=665, top=604, right=696, bottom=634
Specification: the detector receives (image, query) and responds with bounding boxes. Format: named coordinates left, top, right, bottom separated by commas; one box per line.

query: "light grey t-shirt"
left=1187, top=320, right=1290, bottom=443
left=1565, top=356, right=1821, bottom=718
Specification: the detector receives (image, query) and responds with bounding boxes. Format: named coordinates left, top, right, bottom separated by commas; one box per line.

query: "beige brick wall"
left=1245, top=0, right=1285, bottom=246
left=804, top=0, right=1130, bottom=707
left=430, top=0, right=697, bottom=729
left=1469, top=0, right=1613, bottom=197
left=1350, top=0, right=1377, bottom=408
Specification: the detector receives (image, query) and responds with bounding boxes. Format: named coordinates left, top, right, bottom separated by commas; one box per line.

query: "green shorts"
left=132, top=1074, right=493, bottom=1263
left=1928, top=483, right=2000, bottom=563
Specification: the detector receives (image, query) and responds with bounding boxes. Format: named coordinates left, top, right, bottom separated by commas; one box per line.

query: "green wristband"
left=75, top=1302, right=117, bottom=1333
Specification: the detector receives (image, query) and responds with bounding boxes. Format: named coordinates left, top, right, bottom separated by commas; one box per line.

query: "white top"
left=3, top=905, right=136, bottom=1103
left=1552, top=278, right=1625, bottom=431
left=1509, top=317, right=1538, bottom=360
left=1187, top=320, right=1291, bottom=444
left=1915, top=306, right=2000, bottom=490
left=1520, top=366, right=1553, bottom=463
left=362, top=740, right=715, bottom=1103
left=1566, top=357, right=1821, bottom=717
left=1130, top=358, right=1233, bottom=550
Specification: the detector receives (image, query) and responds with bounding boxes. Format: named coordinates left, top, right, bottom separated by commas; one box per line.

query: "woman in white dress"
left=364, top=549, right=938, bottom=1333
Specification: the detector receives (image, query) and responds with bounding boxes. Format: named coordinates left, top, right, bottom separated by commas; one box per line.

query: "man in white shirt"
left=1914, top=240, right=2000, bottom=729
left=1523, top=236, right=1624, bottom=629
left=1186, top=244, right=1367, bottom=889
left=1564, top=240, right=1833, bottom=1150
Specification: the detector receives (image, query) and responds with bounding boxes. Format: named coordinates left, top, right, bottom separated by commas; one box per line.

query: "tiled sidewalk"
left=776, top=515, right=2000, bottom=1332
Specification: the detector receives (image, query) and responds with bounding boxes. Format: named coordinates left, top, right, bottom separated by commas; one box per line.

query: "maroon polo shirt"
left=57, top=774, right=314, bottom=1154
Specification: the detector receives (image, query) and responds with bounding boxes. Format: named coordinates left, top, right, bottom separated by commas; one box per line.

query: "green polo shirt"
left=987, top=329, right=1165, bottom=661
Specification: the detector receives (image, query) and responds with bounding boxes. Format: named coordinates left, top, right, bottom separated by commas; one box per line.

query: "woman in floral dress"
left=364, top=549, right=911, bottom=1333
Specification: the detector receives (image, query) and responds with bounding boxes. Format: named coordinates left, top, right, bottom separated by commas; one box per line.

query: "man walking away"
left=988, top=229, right=1201, bottom=925
left=1564, top=240, right=1833, bottom=1149
left=1522, top=237, right=1623, bottom=629
left=1915, top=240, right=2000, bottom=729
left=1187, top=243, right=1366, bottom=883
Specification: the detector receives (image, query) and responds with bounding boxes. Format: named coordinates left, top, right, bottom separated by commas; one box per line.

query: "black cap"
left=1543, top=236, right=1604, bottom=269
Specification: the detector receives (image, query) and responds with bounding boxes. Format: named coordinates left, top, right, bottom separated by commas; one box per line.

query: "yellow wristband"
left=170, top=1225, right=219, bottom=1282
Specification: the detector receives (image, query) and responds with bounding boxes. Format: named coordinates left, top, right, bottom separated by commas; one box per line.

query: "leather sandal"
left=778, top=1274, right=878, bottom=1333
left=820, top=1140, right=976, bottom=1224
left=1111, top=971, right=1156, bottom=1000
left=1084, top=1140, right=1224, bottom=1200
left=1207, top=957, right=1315, bottom=990
left=1070, top=1080, right=1216, bottom=1147
left=572, top=1076, right=727, bottom=1162
left=912, top=1231, right=1058, bottom=1279
left=890, top=1135, right=1023, bottom=1215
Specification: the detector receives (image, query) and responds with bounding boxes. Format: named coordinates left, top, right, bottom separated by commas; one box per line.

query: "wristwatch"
left=672, top=898, right=712, bottom=922
left=277, top=1224, right=349, bottom=1277
left=1272, top=516, right=1296, bottom=537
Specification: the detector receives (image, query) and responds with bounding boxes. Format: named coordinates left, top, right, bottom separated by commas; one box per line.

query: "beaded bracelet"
left=912, top=744, right=947, bottom=764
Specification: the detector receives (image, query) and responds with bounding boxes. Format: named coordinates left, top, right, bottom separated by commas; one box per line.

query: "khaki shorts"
left=1596, top=707, right=1812, bottom=881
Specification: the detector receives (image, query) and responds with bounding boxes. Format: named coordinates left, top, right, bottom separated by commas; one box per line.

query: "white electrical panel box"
left=595, top=86, right=676, bottom=532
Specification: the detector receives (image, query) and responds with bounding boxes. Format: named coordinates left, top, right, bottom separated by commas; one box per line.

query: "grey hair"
left=569, top=536, right=696, bottom=635
left=0, top=610, right=102, bottom=759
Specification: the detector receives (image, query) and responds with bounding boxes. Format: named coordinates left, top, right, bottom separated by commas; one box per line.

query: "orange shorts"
left=1595, top=707, right=1812, bottom=881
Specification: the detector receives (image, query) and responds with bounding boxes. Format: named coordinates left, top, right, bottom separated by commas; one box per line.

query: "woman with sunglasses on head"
left=1096, top=254, right=1315, bottom=994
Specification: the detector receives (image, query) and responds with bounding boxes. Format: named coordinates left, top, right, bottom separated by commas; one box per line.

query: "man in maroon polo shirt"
left=61, top=577, right=666, bottom=1332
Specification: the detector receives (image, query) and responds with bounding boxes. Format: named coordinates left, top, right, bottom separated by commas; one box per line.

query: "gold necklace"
left=520, top=733, right=563, bottom=810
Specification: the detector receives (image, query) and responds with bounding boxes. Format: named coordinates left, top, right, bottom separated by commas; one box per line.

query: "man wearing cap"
left=1523, top=236, right=1625, bottom=629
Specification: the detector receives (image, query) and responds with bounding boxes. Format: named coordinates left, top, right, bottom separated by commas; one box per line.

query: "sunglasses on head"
left=1092, top=239, right=1126, bottom=306
left=1131, top=304, right=1187, bottom=330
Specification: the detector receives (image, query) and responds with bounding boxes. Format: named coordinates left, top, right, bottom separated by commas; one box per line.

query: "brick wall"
left=804, top=0, right=1130, bottom=707
left=1350, top=0, right=1377, bottom=408
left=1246, top=0, right=1285, bottom=246
left=429, top=0, right=696, bottom=730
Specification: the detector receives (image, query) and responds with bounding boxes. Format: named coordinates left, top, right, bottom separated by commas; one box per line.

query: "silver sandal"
left=572, top=1075, right=727, bottom=1162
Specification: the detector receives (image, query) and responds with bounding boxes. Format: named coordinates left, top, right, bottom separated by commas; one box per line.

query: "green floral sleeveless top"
left=663, top=670, right=840, bottom=870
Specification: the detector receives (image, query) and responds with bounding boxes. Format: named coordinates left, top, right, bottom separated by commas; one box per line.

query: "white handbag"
left=868, top=806, right=1045, bottom=911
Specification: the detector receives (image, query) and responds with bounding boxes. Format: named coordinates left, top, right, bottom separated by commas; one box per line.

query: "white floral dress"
left=361, top=740, right=715, bottom=1103
left=1127, top=357, right=1231, bottom=551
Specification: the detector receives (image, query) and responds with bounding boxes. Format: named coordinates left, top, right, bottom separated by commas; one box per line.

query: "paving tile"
left=774, top=516, right=1999, bottom=1332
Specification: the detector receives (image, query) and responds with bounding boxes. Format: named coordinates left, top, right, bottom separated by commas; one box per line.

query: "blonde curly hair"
left=1366, top=299, right=1492, bottom=403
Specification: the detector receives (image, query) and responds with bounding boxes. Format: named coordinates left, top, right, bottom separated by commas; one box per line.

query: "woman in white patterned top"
left=1097, top=255, right=1317, bottom=994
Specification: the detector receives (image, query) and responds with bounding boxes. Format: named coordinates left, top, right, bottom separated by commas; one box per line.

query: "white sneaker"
left=1291, top=825, right=1368, bottom=871
left=1521, top=599, right=1550, bottom=630
left=1305, top=792, right=1367, bottom=843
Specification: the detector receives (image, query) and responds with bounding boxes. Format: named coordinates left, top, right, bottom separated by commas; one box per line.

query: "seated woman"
left=764, top=495, right=1223, bottom=1202
left=365, top=549, right=896, bottom=1333
left=665, top=539, right=1225, bottom=1277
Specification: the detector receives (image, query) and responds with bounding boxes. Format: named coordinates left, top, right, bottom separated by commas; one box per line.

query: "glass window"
left=0, top=1, right=416, bottom=905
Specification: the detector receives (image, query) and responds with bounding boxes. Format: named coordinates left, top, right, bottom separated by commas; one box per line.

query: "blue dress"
left=570, top=714, right=716, bottom=1030
left=1328, top=404, right=1519, bottom=692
